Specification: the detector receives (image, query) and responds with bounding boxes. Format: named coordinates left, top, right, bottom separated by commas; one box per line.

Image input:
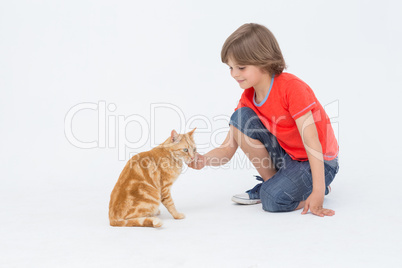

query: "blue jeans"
left=229, top=107, right=339, bottom=212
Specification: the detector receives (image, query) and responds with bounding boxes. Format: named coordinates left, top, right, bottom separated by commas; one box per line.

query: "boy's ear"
left=188, top=127, right=196, bottom=137
left=171, top=129, right=179, bottom=143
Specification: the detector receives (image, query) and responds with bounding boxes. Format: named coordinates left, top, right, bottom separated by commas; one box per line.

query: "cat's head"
left=168, top=128, right=197, bottom=164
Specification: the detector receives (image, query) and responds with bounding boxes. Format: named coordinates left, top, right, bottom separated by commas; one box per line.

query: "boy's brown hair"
left=221, top=23, right=286, bottom=76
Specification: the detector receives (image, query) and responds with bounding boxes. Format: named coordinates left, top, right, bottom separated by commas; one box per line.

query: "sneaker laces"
left=245, top=175, right=264, bottom=199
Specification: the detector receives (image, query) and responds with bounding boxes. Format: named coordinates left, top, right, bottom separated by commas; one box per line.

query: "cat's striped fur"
left=109, top=129, right=196, bottom=227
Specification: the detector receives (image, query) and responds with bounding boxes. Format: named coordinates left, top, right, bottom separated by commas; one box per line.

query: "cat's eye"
left=193, top=148, right=197, bottom=152
left=183, top=148, right=188, bottom=152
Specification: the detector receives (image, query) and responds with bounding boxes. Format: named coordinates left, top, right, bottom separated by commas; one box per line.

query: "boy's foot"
left=232, top=176, right=263, bottom=205
left=326, top=185, right=331, bottom=195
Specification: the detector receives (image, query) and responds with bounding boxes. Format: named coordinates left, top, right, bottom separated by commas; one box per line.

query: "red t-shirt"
left=235, top=72, right=338, bottom=161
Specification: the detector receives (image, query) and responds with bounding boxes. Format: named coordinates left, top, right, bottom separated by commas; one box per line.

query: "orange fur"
left=109, top=128, right=196, bottom=227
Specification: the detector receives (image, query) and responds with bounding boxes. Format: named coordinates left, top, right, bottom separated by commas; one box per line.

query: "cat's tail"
left=109, top=217, right=163, bottom=228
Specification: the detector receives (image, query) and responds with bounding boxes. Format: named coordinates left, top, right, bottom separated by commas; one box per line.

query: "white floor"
left=1, top=1, right=401, bottom=267
left=1, top=158, right=401, bottom=267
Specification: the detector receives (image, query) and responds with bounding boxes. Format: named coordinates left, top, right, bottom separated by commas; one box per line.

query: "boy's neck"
left=254, top=74, right=273, bottom=103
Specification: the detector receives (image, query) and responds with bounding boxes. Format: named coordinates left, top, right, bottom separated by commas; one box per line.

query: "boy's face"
left=227, top=58, right=268, bottom=90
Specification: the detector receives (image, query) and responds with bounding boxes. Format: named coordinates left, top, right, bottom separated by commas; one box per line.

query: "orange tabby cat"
left=109, top=128, right=196, bottom=227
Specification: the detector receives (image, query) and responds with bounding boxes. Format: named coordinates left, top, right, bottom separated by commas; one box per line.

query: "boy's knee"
left=261, top=194, right=282, bottom=212
left=230, top=107, right=255, bottom=127
left=260, top=187, right=296, bottom=212
left=229, top=107, right=258, bottom=134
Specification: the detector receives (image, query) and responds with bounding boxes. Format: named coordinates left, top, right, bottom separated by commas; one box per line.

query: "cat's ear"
left=188, top=127, right=196, bottom=137
left=171, top=129, right=179, bottom=143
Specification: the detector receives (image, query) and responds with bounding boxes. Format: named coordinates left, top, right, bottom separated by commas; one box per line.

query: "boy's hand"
left=187, top=153, right=207, bottom=170
left=301, top=191, right=335, bottom=217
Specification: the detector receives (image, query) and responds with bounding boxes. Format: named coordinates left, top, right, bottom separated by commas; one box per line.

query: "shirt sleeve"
left=286, top=79, right=317, bottom=120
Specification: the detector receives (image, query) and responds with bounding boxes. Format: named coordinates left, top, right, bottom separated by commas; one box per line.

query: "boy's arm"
left=295, top=111, right=335, bottom=217
left=188, top=126, right=238, bottom=170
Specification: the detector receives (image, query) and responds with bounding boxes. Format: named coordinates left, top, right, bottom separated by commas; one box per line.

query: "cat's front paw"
left=173, top=212, right=185, bottom=219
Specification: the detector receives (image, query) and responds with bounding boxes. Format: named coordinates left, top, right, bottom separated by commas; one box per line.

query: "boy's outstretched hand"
left=301, top=191, right=335, bottom=217
left=188, top=153, right=207, bottom=170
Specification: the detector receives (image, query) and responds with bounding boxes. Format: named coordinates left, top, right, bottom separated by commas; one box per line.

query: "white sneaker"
left=232, top=193, right=261, bottom=205
left=232, top=176, right=264, bottom=205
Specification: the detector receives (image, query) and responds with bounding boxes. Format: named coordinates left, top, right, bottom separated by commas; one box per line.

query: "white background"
left=1, top=0, right=401, bottom=267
